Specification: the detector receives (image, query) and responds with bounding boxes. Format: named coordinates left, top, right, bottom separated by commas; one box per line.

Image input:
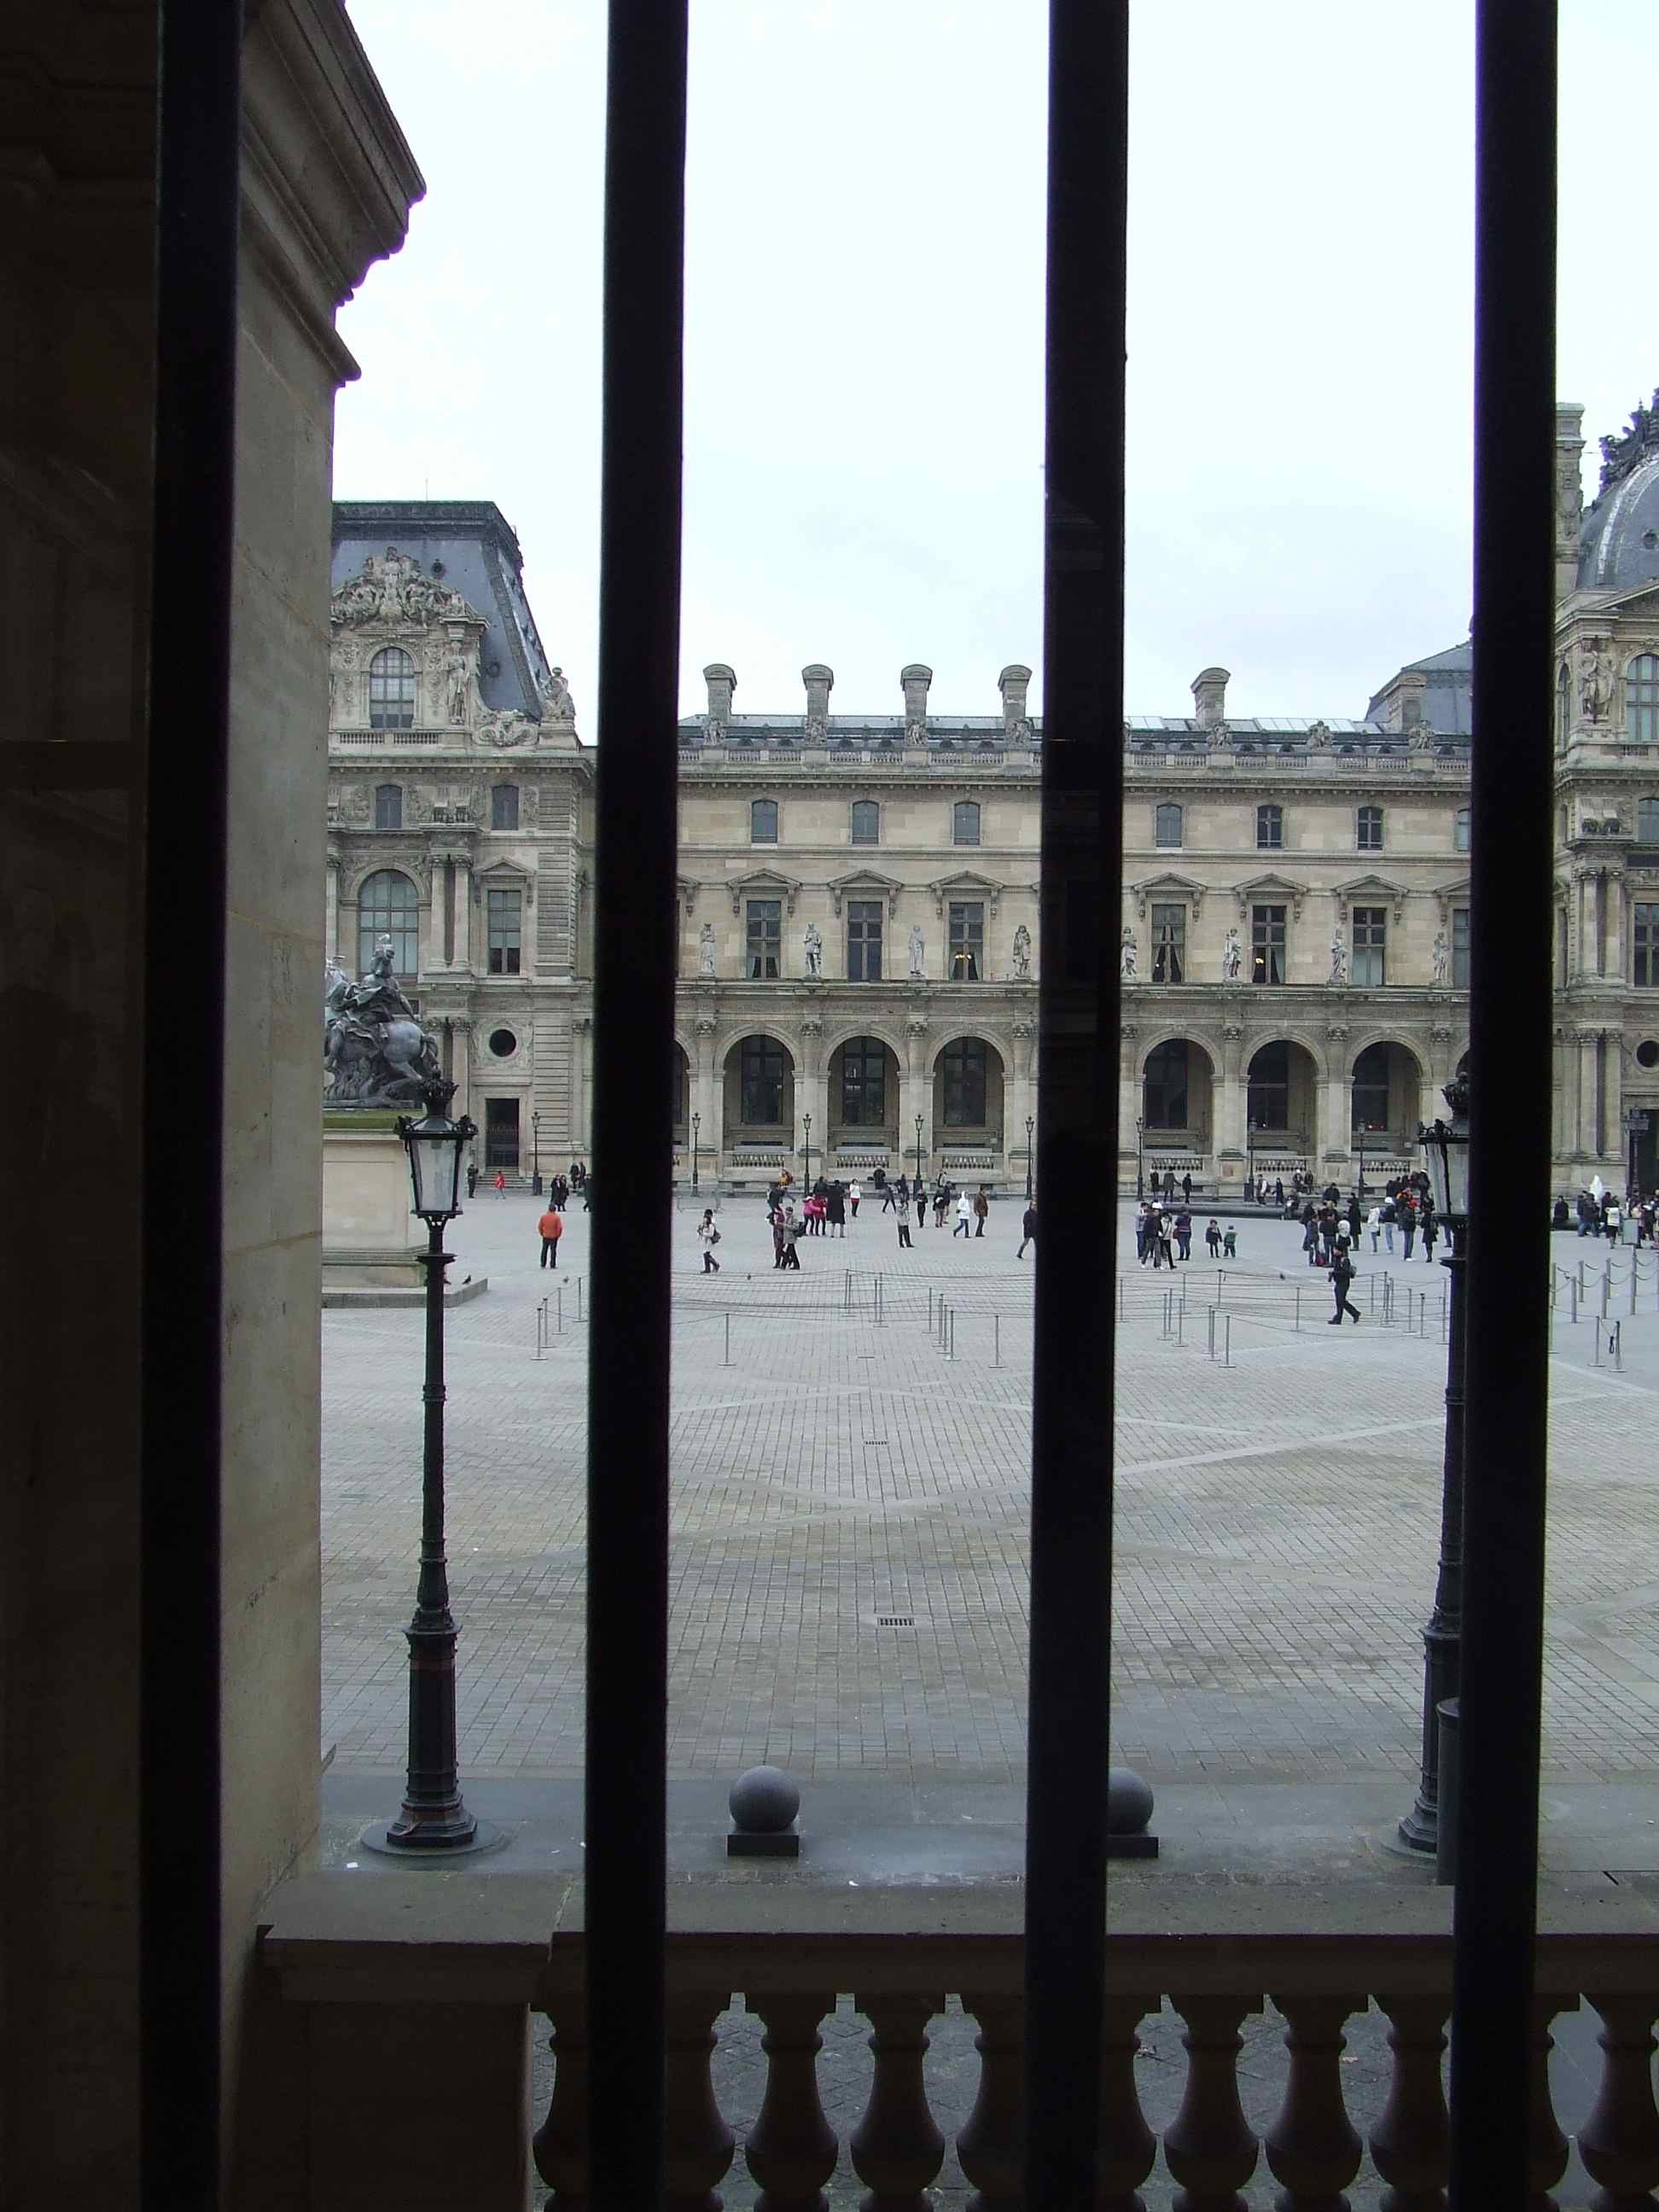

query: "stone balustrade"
left=261, top=1874, right=1659, bottom=2211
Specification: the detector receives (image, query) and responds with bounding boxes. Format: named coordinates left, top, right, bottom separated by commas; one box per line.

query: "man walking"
left=973, top=1187, right=990, bottom=1238
left=697, top=1208, right=721, bottom=1273
left=1017, top=1201, right=1037, bottom=1259
left=1328, top=1232, right=1361, bottom=1324
left=538, top=1202, right=564, bottom=1269
left=954, top=1190, right=973, bottom=1238
left=897, top=1205, right=913, bottom=1249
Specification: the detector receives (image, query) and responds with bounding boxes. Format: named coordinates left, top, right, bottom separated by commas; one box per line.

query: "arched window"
left=358, top=869, right=419, bottom=979
left=374, top=782, right=402, bottom=830
left=1247, top=1041, right=1289, bottom=1131
left=1556, top=661, right=1571, bottom=748
left=670, top=1049, right=687, bottom=1129
left=750, top=797, right=778, bottom=844
left=940, top=1036, right=987, bottom=1126
left=850, top=800, right=880, bottom=846
left=1143, top=1039, right=1189, bottom=1129
left=1639, top=797, right=1659, bottom=843
left=1630, top=655, right=1659, bottom=743
left=839, top=1037, right=888, bottom=1126
left=952, top=800, right=981, bottom=847
left=1357, top=804, right=1384, bottom=852
left=1154, top=801, right=1182, bottom=849
left=1352, top=1042, right=1392, bottom=1131
left=368, top=646, right=416, bottom=730
left=1256, top=803, right=1283, bottom=850
left=1454, top=806, right=1471, bottom=853
left=491, top=783, right=520, bottom=830
left=738, top=1036, right=787, bottom=1124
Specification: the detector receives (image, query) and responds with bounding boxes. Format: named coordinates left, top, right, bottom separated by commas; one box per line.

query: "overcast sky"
left=336, top=1, right=1654, bottom=731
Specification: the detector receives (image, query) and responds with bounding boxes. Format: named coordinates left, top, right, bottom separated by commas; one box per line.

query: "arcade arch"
left=722, top=1032, right=795, bottom=1143
left=1140, top=1036, right=1214, bottom=1139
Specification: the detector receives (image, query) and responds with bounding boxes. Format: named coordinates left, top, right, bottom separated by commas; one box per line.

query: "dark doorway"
left=485, top=1097, right=521, bottom=1173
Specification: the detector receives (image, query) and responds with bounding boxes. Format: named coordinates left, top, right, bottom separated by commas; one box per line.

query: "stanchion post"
left=1295, top=1285, right=1301, bottom=1332
left=1225, top=1314, right=1231, bottom=1367
left=724, top=1312, right=731, bottom=1368
left=557, top=1285, right=564, bottom=1335
left=1615, top=1320, right=1623, bottom=1371
left=1570, top=1277, right=1578, bottom=1324
left=994, top=1313, right=1000, bottom=1368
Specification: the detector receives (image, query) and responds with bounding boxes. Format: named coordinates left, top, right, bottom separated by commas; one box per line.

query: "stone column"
left=1578, top=1028, right=1600, bottom=1156
left=796, top=1013, right=827, bottom=1177
left=452, top=853, right=474, bottom=971
left=416, top=862, right=440, bottom=985
left=324, top=848, right=341, bottom=963
left=1318, top=1030, right=1350, bottom=1167
left=1119, top=1022, right=1141, bottom=1190
left=692, top=1011, right=719, bottom=1174
left=449, top=1016, right=474, bottom=1123
left=903, top=1010, right=932, bottom=1179
left=1215, top=1016, right=1246, bottom=1171
left=571, top=1015, right=592, bottom=1153
left=1007, top=1015, right=1036, bottom=1188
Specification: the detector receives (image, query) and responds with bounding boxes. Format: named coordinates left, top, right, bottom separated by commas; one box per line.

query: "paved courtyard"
left=322, top=1188, right=1659, bottom=1794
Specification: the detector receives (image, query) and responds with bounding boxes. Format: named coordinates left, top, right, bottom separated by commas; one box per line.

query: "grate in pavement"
left=876, top=1615, right=916, bottom=1628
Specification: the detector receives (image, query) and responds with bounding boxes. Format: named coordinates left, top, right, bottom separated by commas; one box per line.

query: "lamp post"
left=1247, top=1123, right=1254, bottom=1205
left=1627, top=1106, right=1647, bottom=1204
left=1135, top=1115, right=1144, bottom=1202
left=1355, top=1126, right=1365, bottom=1208
left=1025, top=1113, right=1035, bottom=1203
left=367, top=1076, right=491, bottom=1854
left=802, top=1109, right=812, bottom=1191
left=1398, top=1071, right=1471, bottom=1857
left=915, top=1112, right=924, bottom=1193
left=531, top=1106, right=543, bottom=1196
left=691, top=1109, right=701, bottom=1194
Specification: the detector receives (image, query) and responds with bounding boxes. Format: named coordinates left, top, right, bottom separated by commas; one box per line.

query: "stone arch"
left=820, top=1017, right=908, bottom=1068
left=1246, top=1036, right=1321, bottom=1144
left=670, top=1039, right=690, bottom=1140
left=343, top=856, right=426, bottom=907
left=1140, top=1034, right=1215, bottom=1141
left=722, top=1029, right=796, bottom=1145
left=827, top=1032, right=901, bottom=1150
left=1350, top=1036, right=1424, bottom=1138
left=928, top=1024, right=1010, bottom=1074
left=931, top=1031, right=1005, bottom=1142
left=1137, top=1026, right=1226, bottom=1079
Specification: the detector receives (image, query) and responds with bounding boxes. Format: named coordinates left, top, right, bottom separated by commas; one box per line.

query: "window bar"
left=1448, top=0, right=1557, bottom=2202
left=1026, top=2, right=1129, bottom=2203
left=140, top=1, right=243, bottom=2204
left=585, top=3, right=688, bottom=2206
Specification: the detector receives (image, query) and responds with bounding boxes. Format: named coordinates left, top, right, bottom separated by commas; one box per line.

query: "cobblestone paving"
left=323, top=1194, right=1659, bottom=1786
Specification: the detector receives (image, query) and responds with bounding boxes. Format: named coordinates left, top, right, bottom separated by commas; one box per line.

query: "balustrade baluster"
left=533, top=1991, right=589, bottom=2210
left=1368, top=1994, right=1448, bottom=2212
left=1098, top=1992, right=1158, bottom=2212
left=956, top=1991, right=1025, bottom=2211
left=848, top=1990, right=946, bottom=2212
left=666, top=1990, right=736, bottom=2212
left=1579, top=1994, right=1659, bottom=2211
left=1528, top=1996, right=1575, bottom=2212
left=1264, top=1992, right=1365, bottom=2212
left=1162, top=1994, right=1262, bottom=2212
left=745, top=1991, right=840, bottom=2212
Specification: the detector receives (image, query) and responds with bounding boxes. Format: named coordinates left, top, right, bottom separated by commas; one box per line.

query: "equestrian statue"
left=324, top=939, right=443, bottom=1105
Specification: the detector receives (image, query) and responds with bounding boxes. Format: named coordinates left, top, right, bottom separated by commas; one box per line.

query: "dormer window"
left=368, top=646, right=416, bottom=731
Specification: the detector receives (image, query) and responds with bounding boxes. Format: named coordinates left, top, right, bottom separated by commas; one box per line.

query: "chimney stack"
left=1190, top=667, right=1229, bottom=729
left=801, top=663, right=833, bottom=725
left=900, top=662, right=933, bottom=727
left=1557, top=402, right=1586, bottom=600
left=704, top=662, right=736, bottom=723
left=998, top=664, right=1032, bottom=736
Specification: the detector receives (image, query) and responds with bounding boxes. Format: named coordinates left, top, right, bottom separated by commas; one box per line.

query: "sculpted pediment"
left=828, top=867, right=904, bottom=917
left=1233, top=871, right=1310, bottom=923
left=1130, top=870, right=1208, bottom=920
left=729, top=865, right=801, bottom=917
left=928, top=868, right=1004, bottom=917
left=1331, top=873, right=1411, bottom=924
left=331, top=544, right=486, bottom=632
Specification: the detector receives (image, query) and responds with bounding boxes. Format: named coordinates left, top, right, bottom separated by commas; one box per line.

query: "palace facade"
left=325, top=407, right=1659, bottom=1193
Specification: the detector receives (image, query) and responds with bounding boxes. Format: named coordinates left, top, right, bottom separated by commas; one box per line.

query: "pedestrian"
left=1222, top=1225, right=1237, bottom=1259
left=1367, top=1202, right=1382, bottom=1254
left=827, top=1183, right=847, bottom=1237
left=897, top=1205, right=912, bottom=1249
left=1204, top=1218, right=1221, bottom=1258
left=1136, top=1202, right=1153, bottom=1265
left=934, top=1182, right=950, bottom=1230
left=1162, top=1169, right=1176, bottom=1202
left=466, top=1160, right=479, bottom=1199
left=1381, top=1195, right=1396, bottom=1254
left=1401, top=1201, right=1417, bottom=1261
left=493, top=1168, right=507, bottom=1199
left=849, top=1179, right=862, bottom=1219
left=954, top=1190, right=973, bottom=1239
left=915, top=1186, right=927, bottom=1230
left=1606, top=1196, right=1623, bottom=1246
left=973, top=1187, right=990, bottom=1239
left=1575, top=1190, right=1594, bottom=1237
left=771, top=1208, right=787, bottom=1269
left=1347, top=1193, right=1362, bottom=1244
left=1174, top=1209, right=1192, bottom=1261
left=1181, top=1170, right=1192, bottom=1205
left=879, top=1172, right=898, bottom=1213
left=696, top=1208, right=721, bottom=1272
left=1301, top=1206, right=1319, bottom=1266
left=1328, top=1234, right=1361, bottom=1324
left=1017, top=1202, right=1037, bottom=1258
left=1273, top=1177, right=1285, bottom=1208
left=1157, top=1209, right=1176, bottom=1268
left=783, top=1208, right=804, bottom=1269
left=1422, top=1208, right=1439, bottom=1263
left=538, top=1202, right=563, bottom=1268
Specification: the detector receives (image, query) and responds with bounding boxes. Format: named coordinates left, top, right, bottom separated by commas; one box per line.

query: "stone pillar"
left=1578, top=1029, right=1600, bottom=1155
left=1119, top=1022, right=1141, bottom=1190
left=452, top=853, right=474, bottom=971
left=904, top=1011, right=932, bottom=1176
left=1318, top=1033, right=1350, bottom=1166
left=797, top=1015, right=827, bottom=1176
left=571, top=1015, right=592, bottom=1152
left=324, top=848, right=341, bottom=963
left=692, top=1011, right=719, bottom=1173
left=417, top=864, right=440, bottom=984
left=1216, top=1018, right=1247, bottom=1169
left=1609, top=871, right=1628, bottom=986
left=1006, top=1015, right=1037, bottom=1187
left=449, top=1017, right=473, bottom=1123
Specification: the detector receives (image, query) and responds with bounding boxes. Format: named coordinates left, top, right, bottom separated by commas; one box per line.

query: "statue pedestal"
left=322, top=1119, right=487, bottom=1306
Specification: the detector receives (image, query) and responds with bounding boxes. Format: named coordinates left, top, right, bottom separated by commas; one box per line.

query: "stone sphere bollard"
left=1106, top=1766, right=1158, bottom=1859
left=727, top=1765, right=801, bottom=1857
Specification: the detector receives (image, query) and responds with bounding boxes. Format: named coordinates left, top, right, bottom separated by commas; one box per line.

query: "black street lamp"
left=531, top=1106, right=543, bottom=1196
left=1398, top=1072, right=1471, bottom=1858
left=802, top=1109, right=812, bottom=1190
left=366, top=1075, right=491, bottom=1854
left=1136, top=1114, right=1144, bottom=1202
left=1355, top=1126, right=1367, bottom=1207
left=915, top=1112, right=924, bottom=1193
left=691, top=1109, right=701, bottom=1194
left=1026, top=1113, right=1035, bottom=1203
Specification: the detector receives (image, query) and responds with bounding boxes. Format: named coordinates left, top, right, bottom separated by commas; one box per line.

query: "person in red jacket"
left=538, top=1205, right=564, bottom=1268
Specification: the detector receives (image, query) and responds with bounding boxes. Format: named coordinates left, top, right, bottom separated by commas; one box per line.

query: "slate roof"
left=1577, top=450, right=1659, bottom=593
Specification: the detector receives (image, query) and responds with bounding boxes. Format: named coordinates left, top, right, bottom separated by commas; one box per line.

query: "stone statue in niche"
left=1330, top=927, right=1348, bottom=985
left=908, top=924, right=926, bottom=979
left=803, top=922, right=823, bottom=978
left=1011, top=923, right=1032, bottom=978
left=698, top=922, right=717, bottom=976
left=1580, top=643, right=1615, bottom=724
left=1222, top=928, right=1243, bottom=982
left=1432, top=928, right=1449, bottom=986
left=1120, top=927, right=1138, bottom=979
left=542, top=667, right=576, bottom=722
left=444, top=641, right=473, bottom=724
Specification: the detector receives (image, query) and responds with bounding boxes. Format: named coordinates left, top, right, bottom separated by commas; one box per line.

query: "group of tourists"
left=1360, top=1179, right=1439, bottom=1259
left=1561, top=1185, right=1655, bottom=1244
left=1134, top=1202, right=1237, bottom=1267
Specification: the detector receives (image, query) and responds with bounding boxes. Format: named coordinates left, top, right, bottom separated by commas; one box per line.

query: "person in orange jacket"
left=538, top=1204, right=564, bottom=1269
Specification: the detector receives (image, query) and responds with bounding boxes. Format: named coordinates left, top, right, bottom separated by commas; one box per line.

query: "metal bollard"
left=1225, top=1314, right=1231, bottom=1367
left=1633, top=1266, right=1639, bottom=1317
left=1570, top=1277, right=1579, bottom=1324
left=1176, top=1303, right=1185, bottom=1348
left=1579, top=1260, right=1586, bottom=1301
left=928, top=1287, right=934, bottom=1333
left=557, top=1284, right=563, bottom=1335
left=1217, top=1268, right=1225, bottom=1304
left=1208, top=1307, right=1216, bottom=1359
left=1593, top=1320, right=1603, bottom=1368
left=875, top=1273, right=884, bottom=1328
left=947, top=1307, right=955, bottom=1363
left=724, top=1311, right=731, bottom=1367
left=1615, top=1320, right=1623, bottom=1371
left=993, top=1313, right=1000, bottom=1368
left=1603, top=1263, right=1611, bottom=1319
left=1295, top=1285, right=1301, bottom=1332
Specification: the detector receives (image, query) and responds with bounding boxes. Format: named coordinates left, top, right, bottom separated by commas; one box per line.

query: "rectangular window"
left=746, top=898, right=781, bottom=979
left=1150, top=903, right=1185, bottom=983
left=1358, top=805, right=1384, bottom=852
left=750, top=798, right=777, bottom=843
left=1636, top=903, right=1659, bottom=988
left=484, top=1097, right=520, bottom=1172
left=740, top=1036, right=786, bottom=1124
left=953, top=800, right=981, bottom=846
left=948, top=900, right=984, bottom=982
left=941, top=1037, right=987, bottom=1126
left=851, top=800, right=880, bottom=846
left=1453, top=907, right=1472, bottom=991
left=1256, top=804, right=1282, bottom=850
left=1251, top=903, right=1285, bottom=986
left=375, top=783, right=402, bottom=830
left=1155, top=802, right=1182, bottom=849
left=492, top=783, right=520, bottom=830
left=847, top=899, right=883, bottom=981
left=487, top=888, right=522, bottom=975
left=1352, top=905, right=1386, bottom=987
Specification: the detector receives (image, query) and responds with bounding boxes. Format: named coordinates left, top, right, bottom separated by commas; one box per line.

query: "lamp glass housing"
left=399, top=1083, right=471, bottom=1220
left=1418, top=1087, right=1471, bottom=1220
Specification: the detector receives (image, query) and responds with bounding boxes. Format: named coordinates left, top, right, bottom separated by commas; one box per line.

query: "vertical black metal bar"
left=1449, top=2, right=1557, bottom=2202
left=1026, top=2, right=1128, bottom=2203
left=585, top=3, right=687, bottom=2204
left=140, top=2, right=242, bottom=2204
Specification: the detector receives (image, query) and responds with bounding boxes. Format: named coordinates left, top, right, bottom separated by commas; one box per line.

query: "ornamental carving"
left=905, top=1014, right=930, bottom=1038
left=330, top=545, right=484, bottom=631
left=1578, top=638, right=1615, bottom=724
left=693, top=1011, right=719, bottom=1036
left=342, top=784, right=371, bottom=823
left=1598, top=388, right=1659, bottom=495
left=477, top=710, right=535, bottom=749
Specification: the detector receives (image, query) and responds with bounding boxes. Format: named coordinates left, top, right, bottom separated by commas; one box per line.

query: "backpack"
left=710, top=1225, right=720, bottom=1243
